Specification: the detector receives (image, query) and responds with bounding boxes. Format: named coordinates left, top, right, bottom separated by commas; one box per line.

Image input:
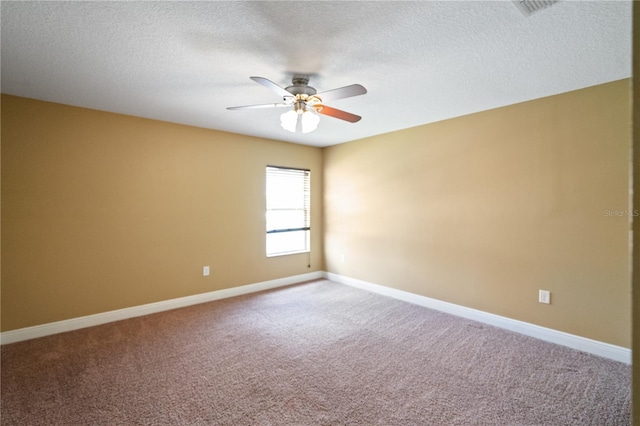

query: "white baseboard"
left=326, top=272, right=631, bottom=364
left=2, top=270, right=631, bottom=364
left=0, top=271, right=323, bottom=345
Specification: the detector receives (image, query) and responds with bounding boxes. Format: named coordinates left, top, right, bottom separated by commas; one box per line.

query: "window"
left=266, top=166, right=310, bottom=257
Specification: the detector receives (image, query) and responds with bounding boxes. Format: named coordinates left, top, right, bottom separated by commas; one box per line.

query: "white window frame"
left=265, top=165, right=311, bottom=257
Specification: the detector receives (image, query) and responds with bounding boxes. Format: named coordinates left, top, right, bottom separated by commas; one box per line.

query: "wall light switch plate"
left=203, top=266, right=210, bottom=277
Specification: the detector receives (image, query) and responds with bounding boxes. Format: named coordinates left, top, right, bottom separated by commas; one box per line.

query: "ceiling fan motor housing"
left=285, top=75, right=317, bottom=96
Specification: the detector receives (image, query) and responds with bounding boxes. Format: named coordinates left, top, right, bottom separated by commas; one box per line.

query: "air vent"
left=512, top=0, right=559, bottom=16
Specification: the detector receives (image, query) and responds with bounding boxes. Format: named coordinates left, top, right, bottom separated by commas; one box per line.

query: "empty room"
left=1, top=1, right=636, bottom=425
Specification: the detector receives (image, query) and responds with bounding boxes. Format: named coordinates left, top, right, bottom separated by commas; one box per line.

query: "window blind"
left=266, top=166, right=310, bottom=256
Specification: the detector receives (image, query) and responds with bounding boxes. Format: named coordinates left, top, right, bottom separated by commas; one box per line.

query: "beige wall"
left=324, top=79, right=631, bottom=348
left=1, top=95, right=324, bottom=331
left=1, top=79, right=632, bottom=350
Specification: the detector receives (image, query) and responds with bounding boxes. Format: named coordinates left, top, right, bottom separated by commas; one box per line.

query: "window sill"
left=266, top=250, right=310, bottom=258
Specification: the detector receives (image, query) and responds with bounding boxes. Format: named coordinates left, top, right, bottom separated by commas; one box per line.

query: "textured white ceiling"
left=1, top=1, right=632, bottom=147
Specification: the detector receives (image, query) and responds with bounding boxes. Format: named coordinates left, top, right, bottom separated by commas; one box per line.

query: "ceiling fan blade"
left=315, top=84, right=367, bottom=103
left=227, top=103, right=290, bottom=110
left=315, top=105, right=361, bottom=123
left=250, top=76, right=292, bottom=98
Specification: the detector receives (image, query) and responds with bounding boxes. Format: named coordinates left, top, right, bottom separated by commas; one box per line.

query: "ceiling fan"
left=227, top=75, right=367, bottom=134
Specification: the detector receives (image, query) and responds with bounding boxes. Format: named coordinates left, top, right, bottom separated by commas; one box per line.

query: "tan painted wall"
left=324, top=79, right=631, bottom=348
left=1, top=95, right=324, bottom=331
left=1, top=79, right=632, bottom=350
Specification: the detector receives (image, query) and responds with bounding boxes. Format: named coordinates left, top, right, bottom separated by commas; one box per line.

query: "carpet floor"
left=1, top=279, right=631, bottom=425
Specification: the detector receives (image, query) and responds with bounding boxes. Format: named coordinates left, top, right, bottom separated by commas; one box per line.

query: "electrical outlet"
left=538, top=290, right=550, bottom=304
left=203, top=266, right=210, bottom=277
left=340, top=253, right=346, bottom=263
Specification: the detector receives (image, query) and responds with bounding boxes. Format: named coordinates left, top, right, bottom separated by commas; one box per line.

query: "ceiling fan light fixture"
left=280, top=109, right=298, bottom=133
left=280, top=105, right=320, bottom=134
left=300, top=110, right=320, bottom=134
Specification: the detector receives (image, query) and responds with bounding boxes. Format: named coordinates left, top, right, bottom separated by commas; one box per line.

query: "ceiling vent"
left=512, top=0, right=560, bottom=17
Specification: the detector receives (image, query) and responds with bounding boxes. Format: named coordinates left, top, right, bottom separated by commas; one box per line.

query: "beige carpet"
left=1, top=279, right=631, bottom=425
